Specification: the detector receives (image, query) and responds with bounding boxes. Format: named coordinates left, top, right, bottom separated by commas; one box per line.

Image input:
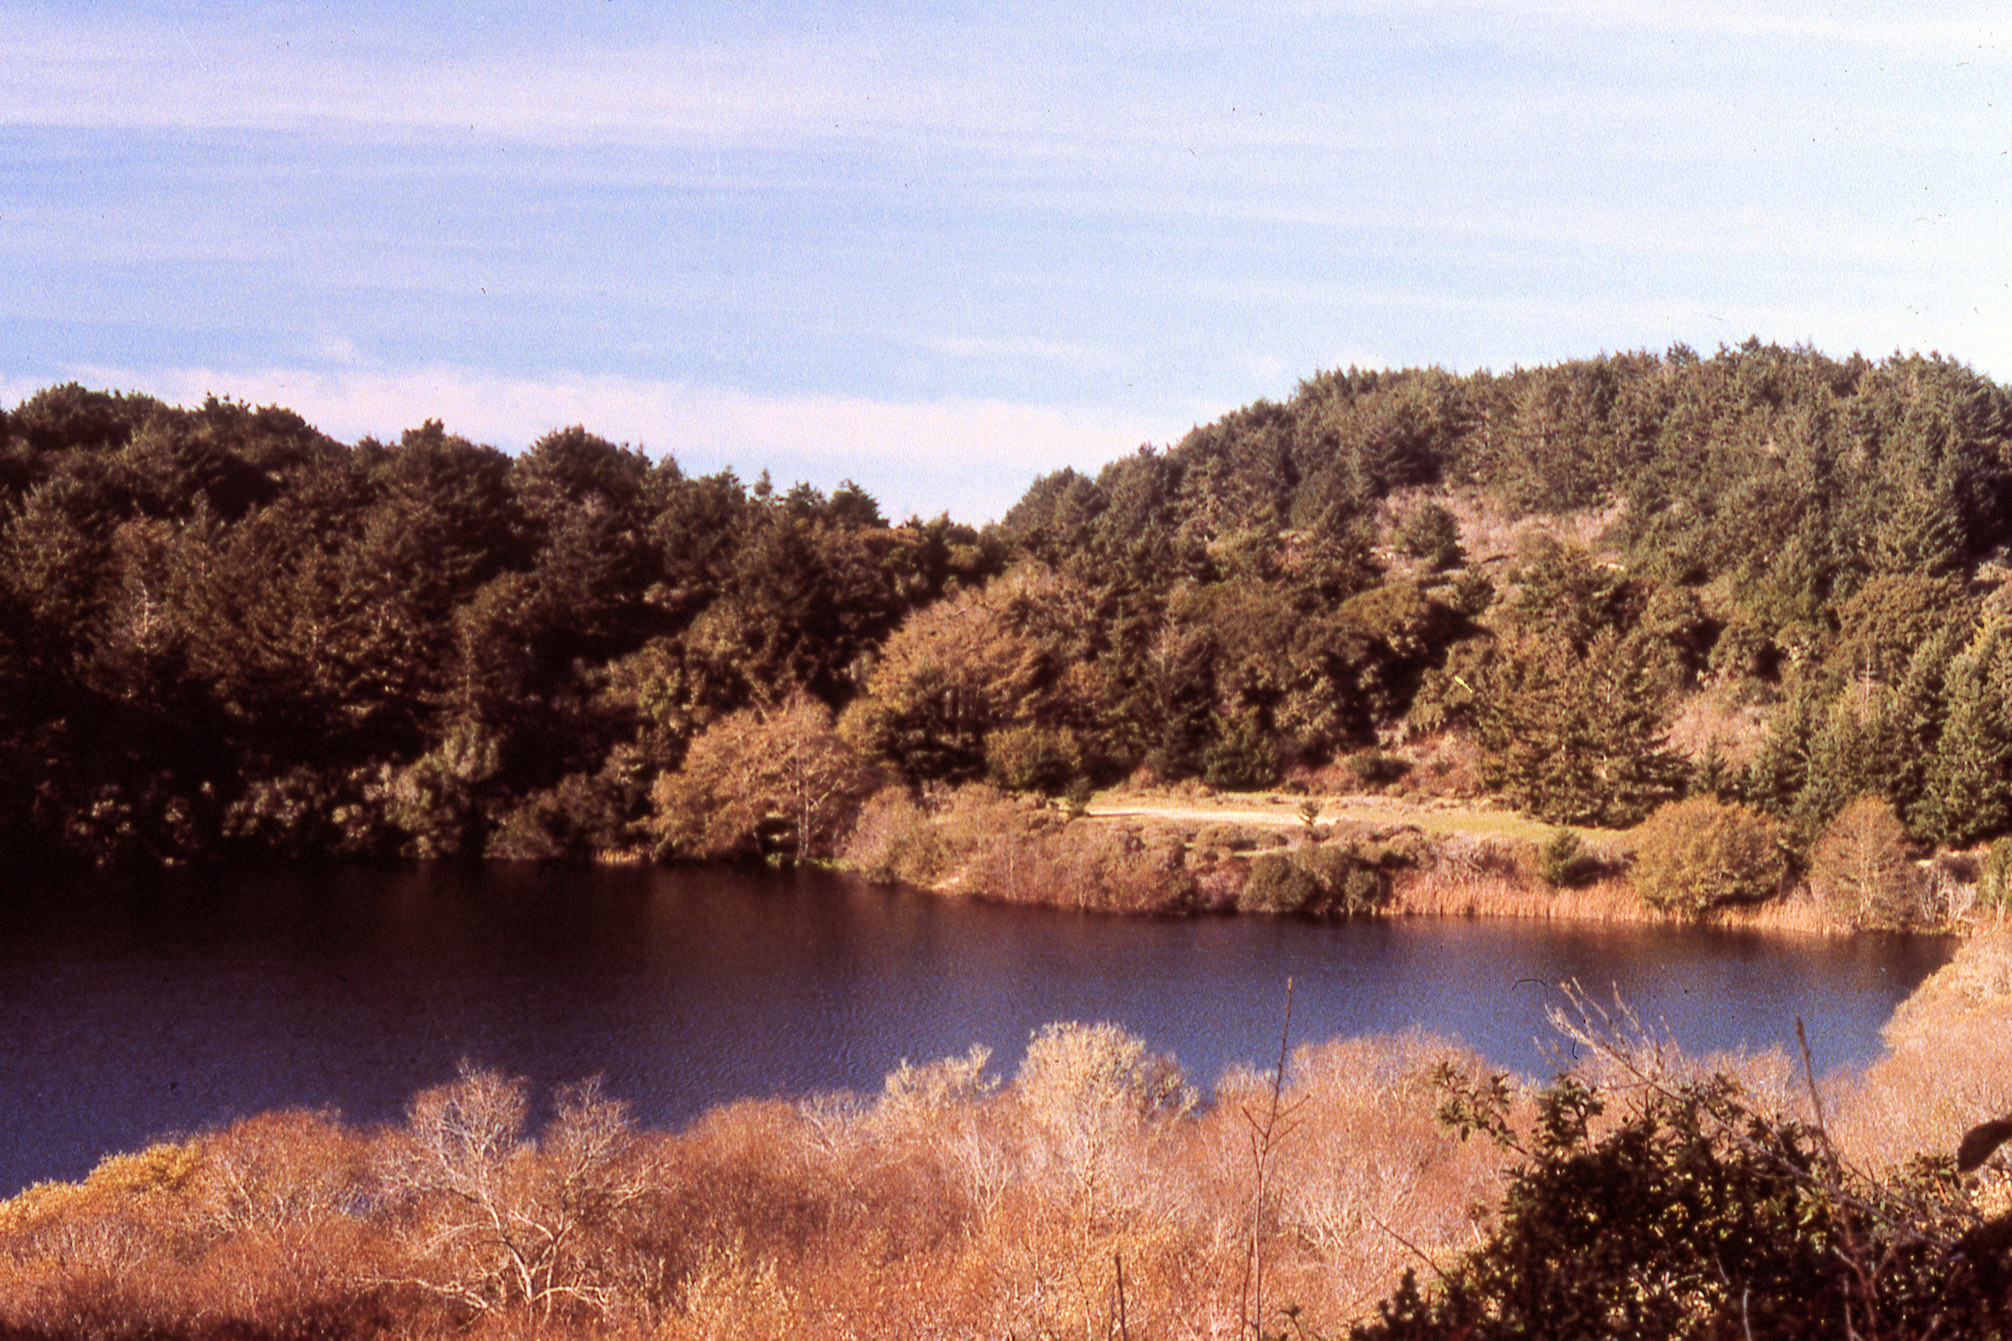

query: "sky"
left=4, top=1, right=2009, bottom=522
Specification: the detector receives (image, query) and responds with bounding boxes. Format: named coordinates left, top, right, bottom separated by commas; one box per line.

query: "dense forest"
left=7, top=340, right=2012, bottom=880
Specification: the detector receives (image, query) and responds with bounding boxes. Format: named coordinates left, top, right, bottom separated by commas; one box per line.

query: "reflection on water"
left=0, top=863, right=1954, bottom=1197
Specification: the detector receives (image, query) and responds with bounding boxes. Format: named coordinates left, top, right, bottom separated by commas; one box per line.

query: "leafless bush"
left=375, top=1061, right=652, bottom=1326
left=1810, top=795, right=1931, bottom=928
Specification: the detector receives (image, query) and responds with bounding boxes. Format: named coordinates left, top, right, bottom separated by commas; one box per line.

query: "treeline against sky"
left=6, top=339, right=2012, bottom=868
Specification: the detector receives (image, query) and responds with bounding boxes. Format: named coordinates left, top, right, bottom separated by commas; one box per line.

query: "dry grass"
left=1384, top=486, right=1625, bottom=572
left=1088, top=783, right=1567, bottom=849
left=1392, top=862, right=1645, bottom=923
left=1665, top=685, right=1774, bottom=768
left=1387, top=834, right=1849, bottom=932
left=1832, top=929, right=2012, bottom=1172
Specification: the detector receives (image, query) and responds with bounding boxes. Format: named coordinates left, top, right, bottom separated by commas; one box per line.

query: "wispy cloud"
left=1263, top=0, right=2006, bottom=48
left=6, top=1, right=2009, bottom=523
left=917, top=334, right=1116, bottom=366
left=1, top=10, right=1029, bottom=147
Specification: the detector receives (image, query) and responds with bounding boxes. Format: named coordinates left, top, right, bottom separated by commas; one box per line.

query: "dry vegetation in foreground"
left=0, top=1029, right=1508, bottom=1339
left=4, top=934, right=2012, bottom=1339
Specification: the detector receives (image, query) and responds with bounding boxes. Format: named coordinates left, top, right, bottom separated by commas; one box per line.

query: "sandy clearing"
left=1081, top=790, right=1585, bottom=845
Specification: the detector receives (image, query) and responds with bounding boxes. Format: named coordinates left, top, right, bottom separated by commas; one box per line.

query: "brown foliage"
left=0, top=1028, right=1510, bottom=1339
left=375, top=1062, right=654, bottom=1326
left=840, top=782, right=1201, bottom=913
left=649, top=693, right=879, bottom=862
left=1810, top=794, right=1930, bottom=928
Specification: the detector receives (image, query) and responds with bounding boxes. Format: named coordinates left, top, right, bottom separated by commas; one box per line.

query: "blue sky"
left=5, top=2, right=2008, bottom=521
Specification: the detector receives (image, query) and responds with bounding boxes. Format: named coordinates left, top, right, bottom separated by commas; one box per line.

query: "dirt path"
left=1082, top=789, right=1576, bottom=845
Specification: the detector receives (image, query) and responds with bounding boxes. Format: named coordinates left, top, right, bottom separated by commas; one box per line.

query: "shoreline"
left=840, top=782, right=1985, bottom=939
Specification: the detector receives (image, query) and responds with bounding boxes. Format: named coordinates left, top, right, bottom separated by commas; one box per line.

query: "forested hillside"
left=7, top=339, right=2012, bottom=872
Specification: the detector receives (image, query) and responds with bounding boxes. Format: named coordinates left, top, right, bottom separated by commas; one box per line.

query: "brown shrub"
left=374, top=1062, right=655, bottom=1327
left=844, top=782, right=1200, bottom=912
left=649, top=695, right=880, bottom=862
left=1810, top=795, right=1931, bottom=929
left=0, top=1024, right=1758, bottom=1338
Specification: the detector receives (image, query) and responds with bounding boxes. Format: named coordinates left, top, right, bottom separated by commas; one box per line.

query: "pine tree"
left=1742, top=680, right=1820, bottom=824
left=1913, top=622, right=2012, bottom=846
left=1789, top=682, right=1902, bottom=843
left=1476, top=630, right=1679, bottom=827
left=1888, top=618, right=1967, bottom=828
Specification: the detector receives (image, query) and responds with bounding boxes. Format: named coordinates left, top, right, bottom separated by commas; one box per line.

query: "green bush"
left=1237, top=843, right=1393, bottom=916
left=1347, top=750, right=1412, bottom=790
left=1394, top=501, right=1464, bottom=571
left=1359, top=1064, right=1999, bottom=1340
left=983, top=723, right=1086, bottom=795
left=1195, top=822, right=1261, bottom=852
left=1630, top=796, right=1787, bottom=915
left=1201, top=716, right=1283, bottom=791
left=1238, top=853, right=1320, bottom=914
left=1536, top=827, right=1591, bottom=888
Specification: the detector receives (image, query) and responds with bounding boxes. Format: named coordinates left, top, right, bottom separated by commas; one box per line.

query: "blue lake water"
left=0, top=863, right=1954, bottom=1197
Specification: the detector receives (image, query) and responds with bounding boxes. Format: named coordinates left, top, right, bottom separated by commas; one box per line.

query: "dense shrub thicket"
left=1363, top=1067, right=2009, bottom=1339
left=9, top=341, right=2012, bottom=875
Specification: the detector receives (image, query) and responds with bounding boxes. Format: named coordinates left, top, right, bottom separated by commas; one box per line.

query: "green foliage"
left=1630, top=796, right=1788, bottom=914
left=1913, top=620, right=2012, bottom=846
left=841, top=565, right=1115, bottom=785
left=1475, top=629, right=1682, bottom=827
left=1360, top=1064, right=2004, bottom=1341
left=1832, top=573, right=1967, bottom=685
left=1786, top=682, right=1912, bottom=844
left=10, top=344, right=2012, bottom=868
left=371, top=722, right=506, bottom=859
left=983, top=723, right=1088, bottom=795
left=1236, top=841, right=1393, bottom=916
left=1346, top=750, right=1411, bottom=789
left=1393, top=500, right=1462, bottom=570
left=1536, top=827, right=1598, bottom=888
left=1201, top=711, right=1284, bottom=791
left=1238, top=852, right=1321, bottom=914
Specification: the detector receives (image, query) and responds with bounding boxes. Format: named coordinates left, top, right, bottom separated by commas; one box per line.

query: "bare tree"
left=1811, top=795, right=1927, bottom=928
left=376, top=1062, right=652, bottom=1325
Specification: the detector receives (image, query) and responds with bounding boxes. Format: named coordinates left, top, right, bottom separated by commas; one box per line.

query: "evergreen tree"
left=1913, top=622, right=2012, bottom=846
left=1788, top=683, right=1903, bottom=843
left=1741, top=679, right=1821, bottom=825
left=1887, top=618, right=1968, bottom=828
left=1475, top=630, right=1679, bottom=827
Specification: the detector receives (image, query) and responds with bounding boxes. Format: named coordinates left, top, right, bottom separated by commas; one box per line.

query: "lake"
left=0, top=863, right=1954, bottom=1198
